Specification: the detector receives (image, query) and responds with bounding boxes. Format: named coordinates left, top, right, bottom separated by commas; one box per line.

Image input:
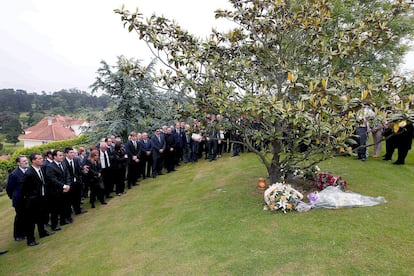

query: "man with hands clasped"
left=22, top=153, right=55, bottom=246
left=44, top=150, right=71, bottom=231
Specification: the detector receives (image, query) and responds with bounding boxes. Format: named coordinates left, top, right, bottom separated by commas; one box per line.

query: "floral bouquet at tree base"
left=263, top=183, right=303, bottom=213
left=312, top=172, right=347, bottom=191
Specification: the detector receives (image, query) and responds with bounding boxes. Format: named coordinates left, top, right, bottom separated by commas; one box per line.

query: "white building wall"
left=22, top=140, right=50, bottom=148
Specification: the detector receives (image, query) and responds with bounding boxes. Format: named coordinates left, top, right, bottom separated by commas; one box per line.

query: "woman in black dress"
left=110, top=141, right=128, bottom=195
left=84, top=149, right=106, bottom=208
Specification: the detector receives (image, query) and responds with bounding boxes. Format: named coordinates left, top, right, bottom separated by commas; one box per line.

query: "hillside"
left=0, top=152, right=413, bottom=274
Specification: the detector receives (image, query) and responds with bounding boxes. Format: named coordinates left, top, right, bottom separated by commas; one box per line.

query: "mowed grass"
left=0, top=148, right=413, bottom=275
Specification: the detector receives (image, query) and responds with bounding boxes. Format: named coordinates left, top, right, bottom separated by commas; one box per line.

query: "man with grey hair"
left=6, top=155, right=29, bottom=242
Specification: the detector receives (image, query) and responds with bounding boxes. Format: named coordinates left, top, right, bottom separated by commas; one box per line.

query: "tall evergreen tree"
left=90, top=56, right=189, bottom=141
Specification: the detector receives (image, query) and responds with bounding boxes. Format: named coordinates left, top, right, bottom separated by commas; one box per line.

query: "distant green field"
left=0, top=140, right=23, bottom=155
left=0, top=148, right=413, bottom=275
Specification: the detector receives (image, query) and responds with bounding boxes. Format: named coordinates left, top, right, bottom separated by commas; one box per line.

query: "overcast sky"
left=0, top=0, right=413, bottom=94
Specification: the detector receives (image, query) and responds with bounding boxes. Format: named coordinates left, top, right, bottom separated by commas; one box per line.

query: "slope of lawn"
left=0, top=149, right=413, bottom=275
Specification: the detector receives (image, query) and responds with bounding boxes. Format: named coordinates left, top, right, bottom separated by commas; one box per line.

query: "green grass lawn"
left=0, top=149, right=413, bottom=275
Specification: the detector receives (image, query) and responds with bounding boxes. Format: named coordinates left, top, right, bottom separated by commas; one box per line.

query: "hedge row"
left=0, top=135, right=89, bottom=192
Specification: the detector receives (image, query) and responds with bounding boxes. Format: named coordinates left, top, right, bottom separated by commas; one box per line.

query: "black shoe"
left=101, top=201, right=108, bottom=205
left=0, top=250, right=8, bottom=255
left=14, top=237, right=25, bottom=242
left=91, top=203, right=96, bottom=208
left=382, top=157, right=391, bottom=161
left=393, top=161, right=404, bottom=165
left=60, top=220, right=71, bottom=226
left=27, top=241, right=39, bottom=246
left=39, top=231, right=55, bottom=238
left=106, top=195, right=114, bottom=198
left=51, top=226, right=61, bottom=231
left=75, top=209, right=88, bottom=215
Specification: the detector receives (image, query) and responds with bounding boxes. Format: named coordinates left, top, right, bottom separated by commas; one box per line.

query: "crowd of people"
left=353, top=106, right=414, bottom=164
left=5, top=117, right=243, bottom=247
left=5, top=111, right=413, bottom=248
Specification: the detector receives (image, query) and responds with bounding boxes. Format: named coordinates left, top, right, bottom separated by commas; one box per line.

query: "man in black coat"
left=22, top=153, right=54, bottom=246
left=6, top=155, right=29, bottom=241
left=62, top=147, right=87, bottom=215
left=150, top=128, right=166, bottom=178
left=126, top=131, right=142, bottom=188
left=99, top=142, right=114, bottom=198
left=139, top=132, right=152, bottom=179
left=394, top=122, right=414, bottom=165
left=164, top=127, right=177, bottom=173
left=44, top=150, right=71, bottom=231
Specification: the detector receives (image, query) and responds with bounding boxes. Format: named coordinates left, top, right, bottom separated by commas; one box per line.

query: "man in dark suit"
left=126, top=131, right=142, bottom=188
left=394, top=122, right=414, bottom=165
left=139, top=132, right=152, bottom=179
left=150, top=128, right=166, bottom=178
left=22, top=153, right=54, bottom=246
left=99, top=142, right=114, bottom=198
left=62, top=147, right=87, bottom=215
left=44, top=150, right=71, bottom=231
left=173, top=122, right=185, bottom=166
left=164, top=127, right=177, bottom=173
left=6, top=155, right=29, bottom=242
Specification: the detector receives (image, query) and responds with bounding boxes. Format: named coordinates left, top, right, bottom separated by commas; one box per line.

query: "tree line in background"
left=0, top=89, right=110, bottom=149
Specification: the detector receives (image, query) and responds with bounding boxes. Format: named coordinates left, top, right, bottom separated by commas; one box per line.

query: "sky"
left=0, top=0, right=413, bottom=94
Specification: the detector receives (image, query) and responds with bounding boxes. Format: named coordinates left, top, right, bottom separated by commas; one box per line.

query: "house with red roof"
left=19, top=115, right=90, bottom=148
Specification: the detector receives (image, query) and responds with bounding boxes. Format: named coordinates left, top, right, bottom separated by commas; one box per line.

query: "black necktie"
left=38, top=169, right=45, bottom=196
left=69, top=160, right=74, bottom=174
left=58, top=163, right=64, bottom=172
left=104, top=152, right=109, bottom=168
left=38, top=169, right=44, bottom=183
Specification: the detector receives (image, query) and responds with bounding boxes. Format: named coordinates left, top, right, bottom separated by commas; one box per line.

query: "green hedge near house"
left=0, top=135, right=89, bottom=192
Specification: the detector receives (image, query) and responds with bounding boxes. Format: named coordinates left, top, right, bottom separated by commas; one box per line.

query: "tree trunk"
left=267, top=139, right=282, bottom=184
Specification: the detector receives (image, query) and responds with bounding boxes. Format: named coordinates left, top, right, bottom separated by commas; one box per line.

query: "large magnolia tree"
left=116, top=0, right=413, bottom=183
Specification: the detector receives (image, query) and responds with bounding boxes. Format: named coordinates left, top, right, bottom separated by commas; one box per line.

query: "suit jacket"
left=110, top=149, right=128, bottom=170
left=165, top=133, right=177, bottom=149
left=21, top=166, right=46, bottom=208
left=6, top=168, right=25, bottom=208
left=150, top=134, right=166, bottom=159
left=62, top=158, right=83, bottom=186
left=139, top=139, right=152, bottom=153
left=126, top=140, right=142, bottom=163
left=84, top=159, right=101, bottom=185
left=45, top=162, right=71, bottom=197
left=173, top=128, right=185, bottom=148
